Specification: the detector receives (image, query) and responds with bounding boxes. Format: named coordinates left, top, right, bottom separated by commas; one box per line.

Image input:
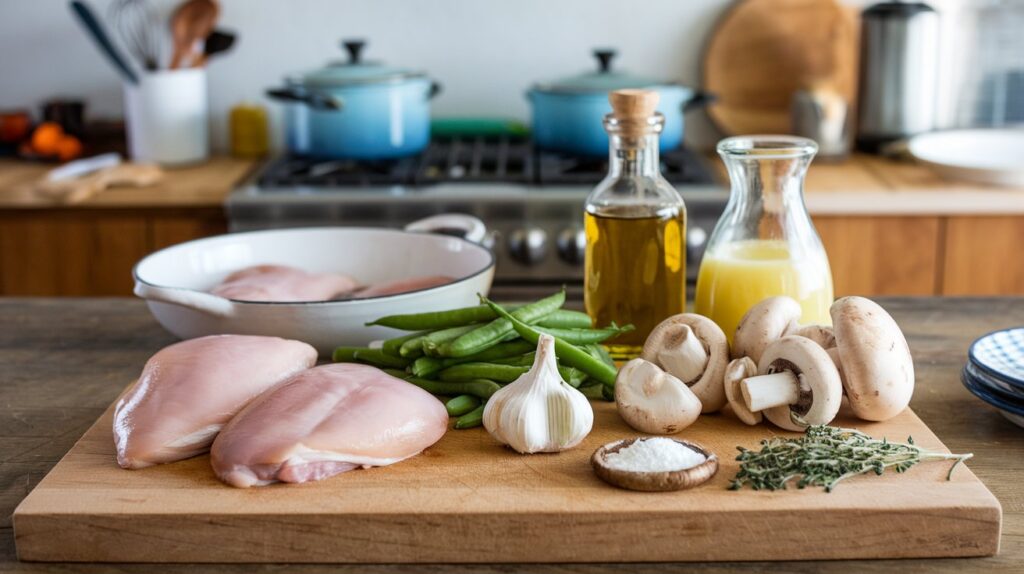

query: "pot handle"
left=134, top=282, right=236, bottom=318
left=427, top=81, right=443, bottom=100
left=593, top=49, right=616, bottom=73
left=266, top=87, right=344, bottom=111
left=683, top=90, right=717, bottom=113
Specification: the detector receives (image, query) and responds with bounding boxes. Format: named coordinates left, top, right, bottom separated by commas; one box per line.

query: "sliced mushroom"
left=831, top=296, right=914, bottom=421
left=641, top=314, right=729, bottom=412
left=724, top=357, right=761, bottom=426
left=732, top=296, right=802, bottom=362
left=739, top=335, right=843, bottom=432
left=615, top=359, right=702, bottom=435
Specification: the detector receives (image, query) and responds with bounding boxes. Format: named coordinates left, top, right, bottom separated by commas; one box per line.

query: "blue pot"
left=268, top=40, right=440, bottom=160
left=527, top=49, right=710, bottom=156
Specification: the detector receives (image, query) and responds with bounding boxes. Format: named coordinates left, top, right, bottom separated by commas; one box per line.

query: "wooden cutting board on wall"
left=703, top=0, right=860, bottom=135
left=13, top=398, right=1000, bottom=563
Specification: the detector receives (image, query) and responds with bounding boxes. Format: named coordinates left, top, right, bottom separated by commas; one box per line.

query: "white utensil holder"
left=124, top=69, right=209, bottom=165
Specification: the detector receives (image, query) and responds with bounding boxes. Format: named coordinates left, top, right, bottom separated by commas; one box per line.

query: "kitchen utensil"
left=404, top=213, right=488, bottom=244
left=35, top=161, right=163, bottom=204
left=169, top=0, right=219, bottom=69
left=68, top=0, right=139, bottom=84
left=703, top=0, right=857, bottom=135
left=14, top=403, right=1000, bottom=562
left=45, top=152, right=122, bottom=181
left=907, top=129, right=1024, bottom=187
left=132, top=227, right=495, bottom=354
left=108, top=0, right=160, bottom=71
left=266, top=39, right=441, bottom=159
left=527, top=49, right=707, bottom=156
left=192, top=28, right=235, bottom=67
left=961, top=364, right=1024, bottom=428
left=969, top=327, right=1024, bottom=385
left=856, top=1, right=940, bottom=152
left=124, top=68, right=209, bottom=165
left=695, top=136, right=833, bottom=340
left=791, top=83, right=851, bottom=160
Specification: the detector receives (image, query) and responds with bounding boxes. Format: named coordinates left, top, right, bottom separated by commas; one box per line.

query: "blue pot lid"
left=291, top=40, right=428, bottom=87
left=533, top=49, right=673, bottom=94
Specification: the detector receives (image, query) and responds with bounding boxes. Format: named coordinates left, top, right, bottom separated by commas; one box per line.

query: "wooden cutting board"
left=703, top=0, right=860, bottom=135
left=13, top=396, right=1000, bottom=563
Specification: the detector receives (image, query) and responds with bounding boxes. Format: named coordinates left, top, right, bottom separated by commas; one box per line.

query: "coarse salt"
left=603, top=438, right=706, bottom=473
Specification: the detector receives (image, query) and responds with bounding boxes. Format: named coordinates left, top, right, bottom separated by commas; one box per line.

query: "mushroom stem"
left=656, top=325, right=709, bottom=384
left=741, top=371, right=801, bottom=412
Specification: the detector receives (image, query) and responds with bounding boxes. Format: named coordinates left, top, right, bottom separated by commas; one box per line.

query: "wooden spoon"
left=169, top=0, right=219, bottom=69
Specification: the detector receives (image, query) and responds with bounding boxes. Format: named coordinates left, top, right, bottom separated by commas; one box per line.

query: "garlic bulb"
left=482, top=334, right=593, bottom=453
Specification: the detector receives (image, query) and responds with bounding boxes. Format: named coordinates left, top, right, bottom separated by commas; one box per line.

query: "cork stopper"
left=608, top=89, right=660, bottom=138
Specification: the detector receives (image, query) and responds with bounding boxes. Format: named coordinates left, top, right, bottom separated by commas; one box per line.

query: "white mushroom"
left=724, top=357, right=761, bottom=426
left=641, top=314, right=729, bottom=413
left=738, top=336, right=843, bottom=432
left=792, top=324, right=836, bottom=349
left=732, top=297, right=802, bottom=362
left=830, top=296, right=914, bottom=421
left=615, top=359, right=702, bottom=435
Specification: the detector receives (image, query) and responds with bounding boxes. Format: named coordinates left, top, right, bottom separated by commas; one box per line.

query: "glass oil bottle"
left=584, top=89, right=687, bottom=358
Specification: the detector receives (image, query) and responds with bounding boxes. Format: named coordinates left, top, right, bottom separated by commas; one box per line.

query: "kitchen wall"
left=0, top=0, right=967, bottom=151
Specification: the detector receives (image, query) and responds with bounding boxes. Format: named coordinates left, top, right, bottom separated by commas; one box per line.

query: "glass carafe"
left=694, top=136, right=833, bottom=343
left=584, top=90, right=687, bottom=358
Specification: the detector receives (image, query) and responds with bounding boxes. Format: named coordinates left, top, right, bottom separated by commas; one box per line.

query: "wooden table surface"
left=1, top=295, right=1022, bottom=572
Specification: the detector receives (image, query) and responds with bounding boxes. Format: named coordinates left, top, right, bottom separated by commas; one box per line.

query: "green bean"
left=490, top=352, right=535, bottom=366
left=438, top=362, right=585, bottom=388
left=535, top=324, right=635, bottom=345
left=384, top=369, right=502, bottom=399
left=454, top=403, right=486, bottom=429
left=352, top=349, right=411, bottom=369
left=410, top=356, right=445, bottom=378
left=536, top=309, right=593, bottom=329
left=445, top=394, right=481, bottom=417
left=421, top=325, right=479, bottom=356
left=481, top=298, right=618, bottom=388
left=441, top=290, right=565, bottom=357
left=440, top=340, right=535, bottom=367
left=332, top=347, right=361, bottom=362
left=584, top=344, right=617, bottom=369
left=399, top=325, right=475, bottom=358
left=367, top=304, right=522, bottom=330
left=382, top=330, right=429, bottom=357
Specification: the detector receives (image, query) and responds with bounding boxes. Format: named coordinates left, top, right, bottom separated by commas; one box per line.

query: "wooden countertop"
left=0, top=157, right=257, bottom=210
left=1, top=294, right=1022, bottom=572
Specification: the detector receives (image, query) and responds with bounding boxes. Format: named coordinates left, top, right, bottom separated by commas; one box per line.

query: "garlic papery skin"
left=482, top=334, right=593, bottom=454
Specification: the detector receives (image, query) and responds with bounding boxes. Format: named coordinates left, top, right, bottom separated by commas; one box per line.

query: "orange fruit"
left=31, top=122, right=64, bottom=156
left=55, top=135, right=83, bottom=162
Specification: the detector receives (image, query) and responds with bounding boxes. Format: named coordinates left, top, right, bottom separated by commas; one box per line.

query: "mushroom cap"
left=831, top=296, right=914, bottom=421
left=757, top=335, right=843, bottom=431
left=792, top=324, right=836, bottom=349
left=641, top=314, right=729, bottom=412
left=733, top=296, right=802, bottom=362
left=615, top=359, right=702, bottom=434
left=724, top=357, right=761, bottom=425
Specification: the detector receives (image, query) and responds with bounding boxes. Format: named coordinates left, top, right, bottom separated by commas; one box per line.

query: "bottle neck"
left=721, top=154, right=813, bottom=240
left=608, top=133, right=660, bottom=178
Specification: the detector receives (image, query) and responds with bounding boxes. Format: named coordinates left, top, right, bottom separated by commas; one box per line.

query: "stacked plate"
left=963, top=328, right=1024, bottom=428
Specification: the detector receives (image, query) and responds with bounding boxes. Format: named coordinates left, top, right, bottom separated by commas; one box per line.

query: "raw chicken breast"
left=211, top=363, right=448, bottom=488
left=355, top=275, right=454, bottom=298
left=113, top=335, right=317, bottom=469
left=211, top=265, right=359, bottom=302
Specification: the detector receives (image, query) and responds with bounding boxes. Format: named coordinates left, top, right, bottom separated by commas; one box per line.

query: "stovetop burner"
left=257, top=135, right=715, bottom=189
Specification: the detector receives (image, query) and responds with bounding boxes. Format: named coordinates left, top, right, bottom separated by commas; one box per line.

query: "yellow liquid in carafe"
left=694, top=239, right=833, bottom=344
left=584, top=206, right=686, bottom=358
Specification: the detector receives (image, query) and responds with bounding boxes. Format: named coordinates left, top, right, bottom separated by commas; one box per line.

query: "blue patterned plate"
left=962, top=365, right=1024, bottom=428
left=968, top=327, right=1024, bottom=387
left=965, top=361, right=1024, bottom=400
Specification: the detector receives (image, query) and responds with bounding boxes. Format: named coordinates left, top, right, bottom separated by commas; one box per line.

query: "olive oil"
left=585, top=205, right=686, bottom=357
left=582, top=89, right=689, bottom=359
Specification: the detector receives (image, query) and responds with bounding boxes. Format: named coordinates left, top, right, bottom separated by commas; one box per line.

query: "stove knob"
left=556, top=227, right=587, bottom=265
left=507, top=228, right=548, bottom=265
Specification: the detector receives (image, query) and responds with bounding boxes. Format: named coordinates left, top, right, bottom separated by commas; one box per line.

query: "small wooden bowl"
left=591, top=438, right=719, bottom=492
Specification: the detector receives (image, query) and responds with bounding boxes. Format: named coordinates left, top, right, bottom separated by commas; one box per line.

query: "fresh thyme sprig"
left=729, top=425, right=973, bottom=493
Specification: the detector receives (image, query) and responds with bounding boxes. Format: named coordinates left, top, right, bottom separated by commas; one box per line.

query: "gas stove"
left=227, top=135, right=727, bottom=286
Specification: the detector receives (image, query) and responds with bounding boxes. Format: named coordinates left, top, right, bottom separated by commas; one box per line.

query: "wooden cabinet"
left=815, top=216, right=941, bottom=297
left=943, top=216, right=1024, bottom=295
left=0, top=210, right=225, bottom=296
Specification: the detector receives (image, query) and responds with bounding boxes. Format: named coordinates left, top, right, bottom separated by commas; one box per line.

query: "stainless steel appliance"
left=856, top=1, right=940, bottom=151
left=227, top=134, right=726, bottom=288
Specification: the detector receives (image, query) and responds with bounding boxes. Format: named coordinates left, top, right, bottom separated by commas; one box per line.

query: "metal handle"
left=427, top=81, right=443, bottom=101
left=266, top=87, right=343, bottom=111
left=342, top=39, right=366, bottom=63
left=593, top=49, right=616, bottom=73
left=134, top=282, right=236, bottom=318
